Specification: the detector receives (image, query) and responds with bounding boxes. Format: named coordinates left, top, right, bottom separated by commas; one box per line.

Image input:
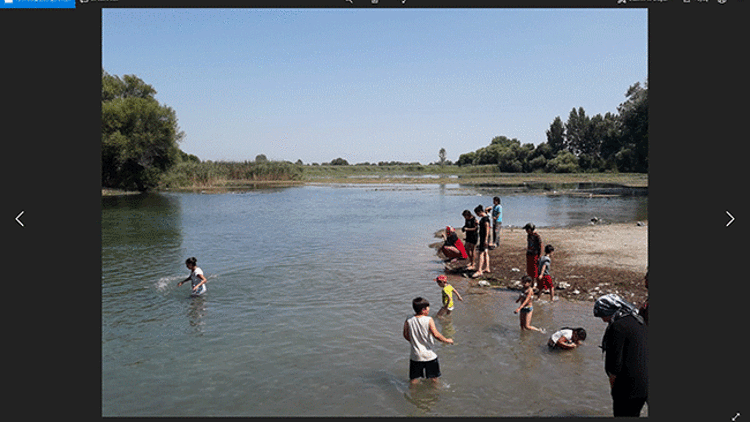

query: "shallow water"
left=102, top=185, right=647, bottom=416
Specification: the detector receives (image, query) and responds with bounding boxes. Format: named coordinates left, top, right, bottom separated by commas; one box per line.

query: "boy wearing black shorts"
left=402, top=297, right=454, bottom=384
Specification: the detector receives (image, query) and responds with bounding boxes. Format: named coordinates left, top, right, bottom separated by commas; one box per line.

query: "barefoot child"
left=461, top=210, right=478, bottom=270
left=471, top=205, right=492, bottom=278
left=178, top=257, right=207, bottom=296
left=435, top=275, right=463, bottom=317
left=537, top=245, right=555, bottom=301
left=514, top=276, right=543, bottom=332
left=403, top=297, right=454, bottom=385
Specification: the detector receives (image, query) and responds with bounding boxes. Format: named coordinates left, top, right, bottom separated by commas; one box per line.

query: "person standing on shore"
left=524, top=223, right=543, bottom=281
left=472, top=205, right=492, bottom=278
left=461, top=210, right=478, bottom=271
left=537, top=244, right=555, bottom=301
left=403, top=297, right=454, bottom=385
left=491, top=196, right=502, bottom=248
left=593, top=294, right=648, bottom=417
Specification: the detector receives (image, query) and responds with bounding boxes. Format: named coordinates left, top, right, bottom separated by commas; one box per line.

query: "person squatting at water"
left=594, top=294, right=648, bottom=417
left=547, top=327, right=587, bottom=349
left=439, top=226, right=468, bottom=262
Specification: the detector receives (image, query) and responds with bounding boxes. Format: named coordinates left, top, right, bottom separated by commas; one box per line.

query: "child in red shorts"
left=537, top=244, right=555, bottom=301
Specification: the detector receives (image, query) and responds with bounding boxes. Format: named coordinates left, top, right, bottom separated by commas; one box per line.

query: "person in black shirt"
left=461, top=210, right=478, bottom=271
left=594, top=294, right=648, bottom=417
left=471, top=205, right=492, bottom=278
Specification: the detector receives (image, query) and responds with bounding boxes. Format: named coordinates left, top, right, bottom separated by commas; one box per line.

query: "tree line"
left=455, top=81, right=647, bottom=173
left=102, top=71, right=646, bottom=191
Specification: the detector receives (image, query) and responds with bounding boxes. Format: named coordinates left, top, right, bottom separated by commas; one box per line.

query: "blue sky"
left=102, top=9, right=647, bottom=164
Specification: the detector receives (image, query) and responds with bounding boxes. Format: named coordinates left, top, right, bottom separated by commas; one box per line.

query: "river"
left=101, top=184, right=647, bottom=416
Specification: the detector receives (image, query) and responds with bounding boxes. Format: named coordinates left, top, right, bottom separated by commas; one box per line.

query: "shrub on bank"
left=159, top=160, right=302, bottom=188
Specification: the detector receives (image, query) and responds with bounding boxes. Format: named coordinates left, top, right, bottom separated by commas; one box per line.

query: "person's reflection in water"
left=187, top=295, right=207, bottom=334
left=404, top=381, right=441, bottom=415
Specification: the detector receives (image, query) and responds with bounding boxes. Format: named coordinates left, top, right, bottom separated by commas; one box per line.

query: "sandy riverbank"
left=434, top=222, right=648, bottom=306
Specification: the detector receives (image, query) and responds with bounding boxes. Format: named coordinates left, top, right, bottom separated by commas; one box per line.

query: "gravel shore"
left=435, top=222, right=648, bottom=306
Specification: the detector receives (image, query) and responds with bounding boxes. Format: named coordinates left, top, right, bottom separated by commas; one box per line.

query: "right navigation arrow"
left=726, top=210, right=735, bottom=227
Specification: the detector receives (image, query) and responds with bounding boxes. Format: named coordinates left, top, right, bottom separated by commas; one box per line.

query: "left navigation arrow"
left=15, top=211, right=24, bottom=227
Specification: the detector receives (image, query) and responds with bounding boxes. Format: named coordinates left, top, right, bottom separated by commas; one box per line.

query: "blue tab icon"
left=2, top=0, right=75, bottom=8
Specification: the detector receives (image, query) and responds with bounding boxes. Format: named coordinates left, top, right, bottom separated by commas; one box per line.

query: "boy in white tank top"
left=402, top=297, right=454, bottom=384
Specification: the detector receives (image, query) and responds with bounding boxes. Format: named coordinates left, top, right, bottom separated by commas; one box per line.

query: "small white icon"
left=726, top=211, right=735, bottom=227
left=732, top=413, right=740, bottom=421
left=4, top=0, right=12, bottom=4
left=618, top=0, right=626, bottom=3
left=15, top=211, right=25, bottom=227
left=718, top=0, right=726, bottom=3
left=346, top=0, right=352, bottom=3
left=371, top=0, right=378, bottom=3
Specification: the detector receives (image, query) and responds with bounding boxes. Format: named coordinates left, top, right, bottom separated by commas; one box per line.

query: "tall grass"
left=158, top=161, right=647, bottom=190
left=301, top=164, right=500, bottom=179
left=159, top=160, right=303, bottom=189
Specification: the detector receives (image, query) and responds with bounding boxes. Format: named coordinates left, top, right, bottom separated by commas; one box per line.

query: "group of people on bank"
left=419, top=197, right=648, bottom=417
left=438, top=196, right=503, bottom=279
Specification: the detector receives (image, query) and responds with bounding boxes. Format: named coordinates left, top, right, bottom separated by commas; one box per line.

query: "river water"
left=102, top=184, right=647, bottom=416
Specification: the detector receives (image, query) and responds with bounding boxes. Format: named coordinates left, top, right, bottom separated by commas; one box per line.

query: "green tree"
left=545, top=116, right=565, bottom=154
left=617, top=81, right=648, bottom=172
left=565, top=107, right=590, bottom=156
left=330, top=157, right=349, bottom=166
left=102, top=70, right=184, bottom=191
left=438, top=148, right=447, bottom=166
left=456, top=151, right=476, bottom=166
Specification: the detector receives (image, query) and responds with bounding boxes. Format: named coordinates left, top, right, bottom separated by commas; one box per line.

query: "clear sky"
left=102, top=9, right=647, bottom=165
